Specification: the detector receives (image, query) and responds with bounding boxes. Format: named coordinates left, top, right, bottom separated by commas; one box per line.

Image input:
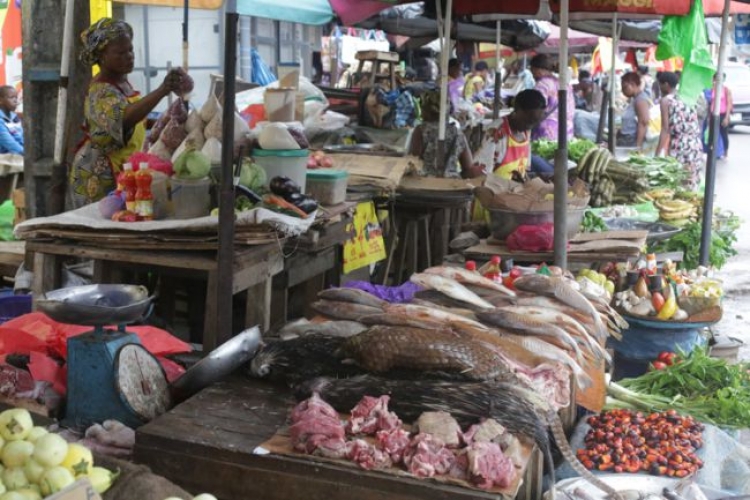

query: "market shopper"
left=0, top=86, right=23, bottom=155
left=703, top=72, right=733, bottom=160
left=618, top=72, right=652, bottom=150
left=447, top=58, right=465, bottom=113
left=464, top=61, right=490, bottom=101
left=656, top=72, right=703, bottom=190
left=529, top=54, right=574, bottom=142
left=410, top=90, right=473, bottom=178
left=70, top=18, right=185, bottom=207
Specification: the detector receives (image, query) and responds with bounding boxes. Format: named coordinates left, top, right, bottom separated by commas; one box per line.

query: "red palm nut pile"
left=576, top=409, right=704, bottom=477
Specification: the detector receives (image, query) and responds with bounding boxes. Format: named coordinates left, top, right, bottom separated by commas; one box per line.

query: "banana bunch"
left=645, top=188, right=675, bottom=201
left=655, top=199, right=697, bottom=222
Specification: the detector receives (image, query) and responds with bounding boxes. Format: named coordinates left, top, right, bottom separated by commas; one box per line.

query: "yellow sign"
left=111, top=0, right=223, bottom=8
left=343, top=201, right=386, bottom=274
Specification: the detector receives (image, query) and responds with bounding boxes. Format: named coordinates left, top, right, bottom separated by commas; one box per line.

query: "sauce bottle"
left=483, top=255, right=502, bottom=283
left=135, top=166, right=154, bottom=221
left=120, top=162, right=137, bottom=212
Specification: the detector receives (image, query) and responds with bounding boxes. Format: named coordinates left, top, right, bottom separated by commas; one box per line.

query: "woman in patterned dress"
left=656, top=71, right=704, bottom=190
left=70, top=18, right=185, bottom=207
left=529, top=54, right=574, bottom=142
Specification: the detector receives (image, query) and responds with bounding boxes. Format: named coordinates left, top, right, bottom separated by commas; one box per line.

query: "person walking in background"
left=0, top=86, right=23, bottom=155
left=703, top=72, right=732, bottom=160
left=529, top=54, right=574, bottom=141
left=447, top=58, right=465, bottom=113
left=656, top=72, right=703, bottom=190
left=464, top=61, right=489, bottom=101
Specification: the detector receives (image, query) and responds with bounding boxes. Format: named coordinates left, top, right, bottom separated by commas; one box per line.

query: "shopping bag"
left=343, top=201, right=386, bottom=274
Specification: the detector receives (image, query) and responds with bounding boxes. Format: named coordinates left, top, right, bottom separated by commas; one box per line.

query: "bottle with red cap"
left=465, top=260, right=478, bottom=273
left=135, top=164, right=154, bottom=221
left=119, top=162, right=137, bottom=212
left=483, top=255, right=502, bottom=283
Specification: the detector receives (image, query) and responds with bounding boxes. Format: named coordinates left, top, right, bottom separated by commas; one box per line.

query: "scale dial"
left=114, top=344, right=171, bottom=421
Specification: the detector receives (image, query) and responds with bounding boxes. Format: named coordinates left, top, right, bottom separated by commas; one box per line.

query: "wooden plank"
left=571, top=230, right=649, bottom=242
left=275, top=247, right=336, bottom=289
left=465, top=239, right=641, bottom=264
left=135, top=378, right=535, bottom=500
left=246, top=278, right=273, bottom=332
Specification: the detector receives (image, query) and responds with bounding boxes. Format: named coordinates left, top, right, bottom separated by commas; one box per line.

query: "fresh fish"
left=311, top=300, right=383, bottom=322
left=277, top=319, right=368, bottom=340
left=359, top=313, right=443, bottom=330
left=318, top=288, right=387, bottom=309
left=504, top=306, right=611, bottom=364
left=384, top=303, right=491, bottom=331
left=414, top=289, right=486, bottom=312
left=341, top=326, right=510, bottom=380
left=409, top=298, right=477, bottom=318
left=476, top=308, right=585, bottom=363
left=496, top=332, right=593, bottom=390
left=424, top=266, right=516, bottom=297
left=513, top=274, right=608, bottom=339
left=410, top=273, right=494, bottom=310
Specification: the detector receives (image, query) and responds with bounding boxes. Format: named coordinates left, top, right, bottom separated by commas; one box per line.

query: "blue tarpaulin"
left=234, top=0, right=333, bottom=25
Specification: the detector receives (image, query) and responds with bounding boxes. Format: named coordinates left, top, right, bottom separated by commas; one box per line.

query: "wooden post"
left=22, top=0, right=91, bottom=218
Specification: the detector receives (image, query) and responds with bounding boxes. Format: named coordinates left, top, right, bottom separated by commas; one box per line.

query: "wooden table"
left=135, top=377, right=544, bottom=500
left=25, top=240, right=283, bottom=350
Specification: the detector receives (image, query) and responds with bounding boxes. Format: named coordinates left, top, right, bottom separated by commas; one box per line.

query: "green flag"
left=656, top=0, right=715, bottom=106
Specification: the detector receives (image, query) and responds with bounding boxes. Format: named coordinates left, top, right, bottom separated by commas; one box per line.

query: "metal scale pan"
left=36, top=284, right=153, bottom=327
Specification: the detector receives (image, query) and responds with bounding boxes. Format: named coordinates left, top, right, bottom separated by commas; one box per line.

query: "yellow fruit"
left=657, top=294, right=677, bottom=320
left=61, top=443, right=94, bottom=476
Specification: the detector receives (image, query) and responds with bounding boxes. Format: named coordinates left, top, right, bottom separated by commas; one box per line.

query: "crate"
left=0, top=295, right=31, bottom=324
left=11, top=188, right=24, bottom=226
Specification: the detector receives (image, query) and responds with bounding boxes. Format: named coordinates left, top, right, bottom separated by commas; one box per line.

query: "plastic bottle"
left=483, top=256, right=502, bottom=283
left=646, top=253, right=657, bottom=275
left=120, top=162, right=137, bottom=212
left=135, top=167, right=154, bottom=221
left=465, top=260, right=478, bottom=273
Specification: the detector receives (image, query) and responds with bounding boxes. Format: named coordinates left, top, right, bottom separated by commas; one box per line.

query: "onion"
left=321, top=157, right=334, bottom=168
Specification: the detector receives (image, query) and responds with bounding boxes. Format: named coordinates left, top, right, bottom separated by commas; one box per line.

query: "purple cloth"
left=342, top=281, right=421, bottom=304
left=448, top=77, right=465, bottom=112
left=532, top=75, right=575, bottom=142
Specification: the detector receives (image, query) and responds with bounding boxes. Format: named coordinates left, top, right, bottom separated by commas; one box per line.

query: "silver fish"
left=477, top=308, right=585, bottom=364
left=410, top=273, right=495, bottom=310
left=384, top=303, right=491, bottom=331
left=277, top=319, right=368, bottom=340
left=424, top=266, right=516, bottom=297
left=311, top=300, right=383, bottom=322
left=318, top=288, right=387, bottom=309
left=359, top=313, right=444, bottom=330
left=513, top=274, right=608, bottom=339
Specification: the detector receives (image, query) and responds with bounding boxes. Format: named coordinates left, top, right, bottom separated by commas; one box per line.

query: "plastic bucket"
left=264, top=88, right=296, bottom=122
left=253, top=149, right=309, bottom=192
left=151, top=171, right=171, bottom=220
left=171, top=176, right=211, bottom=219
left=608, top=314, right=708, bottom=381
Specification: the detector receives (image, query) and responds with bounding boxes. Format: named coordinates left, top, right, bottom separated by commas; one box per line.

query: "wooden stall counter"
left=135, top=377, right=544, bottom=500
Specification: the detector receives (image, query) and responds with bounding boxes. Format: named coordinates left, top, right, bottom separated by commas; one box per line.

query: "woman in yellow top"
left=70, top=18, right=185, bottom=207
left=470, top=89, right=547, bottom=220
left=464, top=61, right=489, bottom=101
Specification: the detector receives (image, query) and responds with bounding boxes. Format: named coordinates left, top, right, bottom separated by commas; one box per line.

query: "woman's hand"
left=722, top=115, right=730, bottom=128
left=158, top=69, right=184, bottom=97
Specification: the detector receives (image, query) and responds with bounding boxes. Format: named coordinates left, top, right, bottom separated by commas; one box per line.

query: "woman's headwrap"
left=80, top=18, right=133, bottom=66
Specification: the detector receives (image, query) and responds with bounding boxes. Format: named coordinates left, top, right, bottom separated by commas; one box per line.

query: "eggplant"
left=269, top=176, right=301, bottom=197
left=293, top=195, right=319, bottom=215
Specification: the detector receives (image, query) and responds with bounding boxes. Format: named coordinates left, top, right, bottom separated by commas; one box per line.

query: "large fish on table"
left=512, top=274, right=608, bottom=340
left=318, top=288, right=387, bottom=309
left=500, top=305, right=611, bottom=364
left=311, top=300, right=383, bottom=322
left=424, top=266, right=516, bottom=297
left=358, top=312, right=444, bottom=330
left=410, top=273, right=495, bottom=310
left=384, top=303, right=491, bottom=331
left=277, top=319, right=368, bottom=340
left=476, top=308, right=585, bottom=363
left=340, top=325, right=510, bottom=381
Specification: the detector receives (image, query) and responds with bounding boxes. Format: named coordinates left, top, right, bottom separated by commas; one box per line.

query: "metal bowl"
left=170, top=326, right=262, bottom=404
left=487, top=207, right=586, bottom=241
left=36, top=284, right=153, bottom=326
left=552, top=474, right=730, bottom=500
left=603, top=218, right=682, bottom=242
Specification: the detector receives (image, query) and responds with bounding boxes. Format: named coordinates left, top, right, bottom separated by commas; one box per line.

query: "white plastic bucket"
left=264, top=88, right=296, bottom=122
left=253, top=149, right=309, bottom=192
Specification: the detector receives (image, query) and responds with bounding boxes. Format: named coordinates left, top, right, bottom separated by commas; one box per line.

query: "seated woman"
left=409, top=90, right=473, bottom=178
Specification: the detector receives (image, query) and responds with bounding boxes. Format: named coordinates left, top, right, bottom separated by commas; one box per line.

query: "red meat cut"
left=347, top=395, right=402, bottom=435
left=465, top=441, right=517, bottom=490
left=346, top=439, right=393, bottom=470
left=289, top=393, right=345, bottom=454
left=376, top=428, right=411, bottom=464
left=403, top=433, right=456, bottom=478
left=291, top=392, right=339, bottom=423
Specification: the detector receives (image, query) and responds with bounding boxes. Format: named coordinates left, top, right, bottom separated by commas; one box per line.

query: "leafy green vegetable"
left=568, top=138, right=597, bottom=163
left=531, top=138, right=597, bottom=163
left=239, top=159, right=267, bottom=192
left=531, top=140, right=557, bottom=160
left=173, top=146, right=211, bottom=179
left=649, top=214, right=739, bottom=269
left=625, top=155, right=687, bottom=190
left=609, top=348, right=750, bottom=428
left=235, top=195, right=255, bottom=212
left=580, top=210, right=608, bottom=233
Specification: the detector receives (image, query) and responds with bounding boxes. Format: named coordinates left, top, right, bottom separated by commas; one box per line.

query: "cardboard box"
left=11, top=188, right=24, bottom=226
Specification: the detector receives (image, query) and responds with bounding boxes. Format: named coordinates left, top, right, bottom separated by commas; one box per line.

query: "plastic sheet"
left=506, top=223, right=555, bottom=252
left=342, top=281, right=421, bottom=303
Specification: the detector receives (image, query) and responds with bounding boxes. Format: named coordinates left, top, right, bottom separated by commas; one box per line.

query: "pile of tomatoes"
left=650, top=351, right=678, bottom=371
left=576, top=409, right=704, bottom=477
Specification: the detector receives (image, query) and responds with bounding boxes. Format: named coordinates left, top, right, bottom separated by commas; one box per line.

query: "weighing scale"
left=37, top=285, right=171, bottom=430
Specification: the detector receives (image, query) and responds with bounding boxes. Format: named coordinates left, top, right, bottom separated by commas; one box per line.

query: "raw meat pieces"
left=289, top=392, right=345, bottom=454
left=463, top=418, right=507, bottom=445
left=346, top=439, right=393, bottom=470
left=403, top=433, right=456, bottom=478
left=376, top=428, right=411, bottom=463
left=347, top=395, right=401, bottom=435
left=466, top=442, right=517, bottom=490
left=414, top=411, right=462, bottom=447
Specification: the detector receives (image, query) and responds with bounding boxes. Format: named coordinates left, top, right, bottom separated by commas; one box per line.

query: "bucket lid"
left=253, top=148, right=309, bottom=158
left=307, top=169, right=348, bottom=180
